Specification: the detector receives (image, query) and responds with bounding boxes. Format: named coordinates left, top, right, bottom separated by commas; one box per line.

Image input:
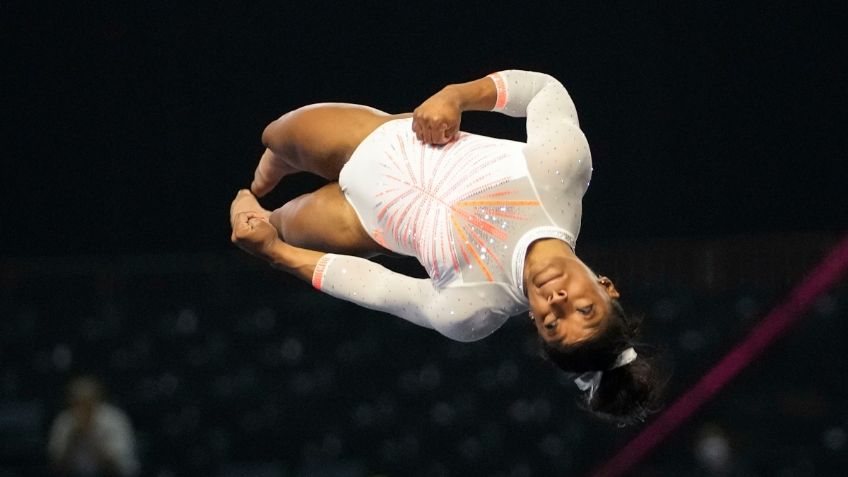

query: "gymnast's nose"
left=548, top=289, right=568, bottom=304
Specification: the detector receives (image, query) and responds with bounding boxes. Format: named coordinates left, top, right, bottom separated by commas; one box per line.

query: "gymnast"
left=230, top=69, right=665, bottom=425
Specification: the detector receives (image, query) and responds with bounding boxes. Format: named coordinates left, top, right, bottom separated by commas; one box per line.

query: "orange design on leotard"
left=374, top=132, right=541, bottom=284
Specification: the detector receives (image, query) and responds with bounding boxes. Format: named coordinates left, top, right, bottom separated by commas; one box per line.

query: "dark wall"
left=4, top=1, right=845, bottom=256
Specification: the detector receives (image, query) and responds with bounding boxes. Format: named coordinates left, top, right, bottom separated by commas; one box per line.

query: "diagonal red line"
left=588, top=233, right=848, bottom=477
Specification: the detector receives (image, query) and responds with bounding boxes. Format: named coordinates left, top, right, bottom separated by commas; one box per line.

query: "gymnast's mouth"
left=534, top=267, right=565, bottom=290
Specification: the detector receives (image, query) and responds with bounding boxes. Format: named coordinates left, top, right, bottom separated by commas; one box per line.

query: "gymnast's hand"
left=412, top=87, right=462, bottom=145
left=230, top=190, right=280, bottom=261
left=231, top=211, right=280, bottom=261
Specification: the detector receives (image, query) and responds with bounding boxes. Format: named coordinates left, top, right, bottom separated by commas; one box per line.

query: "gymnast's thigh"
left=262, top=103, right=411, bottom=181
left=269, top=182, right=384, bottom=257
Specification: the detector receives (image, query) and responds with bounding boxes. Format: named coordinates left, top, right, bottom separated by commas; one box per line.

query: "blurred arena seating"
left=0, top=233, right=845, bottom=477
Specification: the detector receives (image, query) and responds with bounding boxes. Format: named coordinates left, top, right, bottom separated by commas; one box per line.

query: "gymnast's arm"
left=231, top=211, right=511, bottom=341
left=416, top=70, right=591, bottom=210
left=487, top=70, right=590, bottom=180
left=310, top=254, right=515, bottom=342
left=412, top=74, right=497, bottom=144
left=413, top=69, right=586, bottom=160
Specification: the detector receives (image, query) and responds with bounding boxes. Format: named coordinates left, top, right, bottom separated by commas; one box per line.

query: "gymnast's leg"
left=251, top=103, right=411, bottom=196
left=237, top=103, right=409, bottom=256
left=230, top=185, right=383, bottom=257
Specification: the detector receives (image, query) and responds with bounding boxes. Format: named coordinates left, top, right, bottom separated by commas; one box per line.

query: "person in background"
left=47, top=376, right=139, bottom=477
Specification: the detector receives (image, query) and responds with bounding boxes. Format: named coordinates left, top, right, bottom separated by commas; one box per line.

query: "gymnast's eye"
left=578, top=304, right=594, bottom=315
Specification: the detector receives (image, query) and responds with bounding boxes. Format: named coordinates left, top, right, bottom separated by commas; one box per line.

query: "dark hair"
left=541, top=299, right=669, bottom=427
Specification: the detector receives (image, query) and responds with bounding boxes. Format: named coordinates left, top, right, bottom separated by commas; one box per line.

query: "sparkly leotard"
left=311, top=70, right=592, bottom=342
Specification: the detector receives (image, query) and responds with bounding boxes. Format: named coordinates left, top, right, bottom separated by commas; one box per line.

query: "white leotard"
left=311, top=70, right=592, bottom=342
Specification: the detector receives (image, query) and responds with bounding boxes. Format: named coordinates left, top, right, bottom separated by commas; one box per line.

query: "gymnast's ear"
left=598, top=276, right=620, bottom=299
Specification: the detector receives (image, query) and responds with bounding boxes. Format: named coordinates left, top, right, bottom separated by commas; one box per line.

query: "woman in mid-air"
left=230, top=69, right=665, bottom=425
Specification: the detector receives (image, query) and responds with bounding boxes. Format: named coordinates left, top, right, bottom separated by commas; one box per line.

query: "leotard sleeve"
left=488, top=70, right=592, bottom=236
left=312, top=254, right=519, bottom=342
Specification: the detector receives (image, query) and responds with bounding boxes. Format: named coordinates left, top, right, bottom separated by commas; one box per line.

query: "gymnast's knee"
left=268, top=204, right=293, bottom=242
left=262, top=119, right=284, bottom=152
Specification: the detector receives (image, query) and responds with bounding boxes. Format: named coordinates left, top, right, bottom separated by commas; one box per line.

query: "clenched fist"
left=230, top=189, right=279, bottom=261
left=231, top=211, right=279, bottom=259
left=412, top=87, right=463, bottom=145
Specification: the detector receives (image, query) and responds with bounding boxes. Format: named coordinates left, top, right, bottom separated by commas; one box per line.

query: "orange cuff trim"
left=311, top=254, right=334, bottom=290
left=488, top=73, right=508, bottom=110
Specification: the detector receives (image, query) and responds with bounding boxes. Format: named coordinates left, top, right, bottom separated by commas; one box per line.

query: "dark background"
left=4, top=1, right=845, bottom=257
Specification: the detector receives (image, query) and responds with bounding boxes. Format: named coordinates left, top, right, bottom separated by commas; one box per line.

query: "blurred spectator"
left=47, top=376, right=139, bottom=477
left=692, top=423, right=754, bottom=477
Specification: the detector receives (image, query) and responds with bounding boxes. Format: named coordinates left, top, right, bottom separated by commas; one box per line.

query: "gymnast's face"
left=525, top=251, right=620, bottom=346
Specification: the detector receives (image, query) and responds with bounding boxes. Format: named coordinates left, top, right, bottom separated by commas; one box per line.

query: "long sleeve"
left=488, top=69, right=592, bottom=244
left=488, top=70, right=578, bottom=124
left=312, top=254, right=523, bottom=342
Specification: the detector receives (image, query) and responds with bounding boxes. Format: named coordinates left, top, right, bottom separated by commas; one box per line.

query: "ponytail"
left=541, top=299, right=669, bottom=426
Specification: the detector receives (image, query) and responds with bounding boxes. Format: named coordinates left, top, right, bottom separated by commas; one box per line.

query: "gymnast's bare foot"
left=251, top=148, right=297, bottom=197
left=230, top=189, right=271, bottom=225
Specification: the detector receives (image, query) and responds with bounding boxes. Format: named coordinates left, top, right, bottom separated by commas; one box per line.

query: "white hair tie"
left=611, top=347, right=638, bottom=369
left=573, top=347, right=638, bottom=400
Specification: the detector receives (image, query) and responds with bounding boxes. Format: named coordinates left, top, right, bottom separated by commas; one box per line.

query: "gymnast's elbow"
left=429, top=309, right=507, bottom=343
